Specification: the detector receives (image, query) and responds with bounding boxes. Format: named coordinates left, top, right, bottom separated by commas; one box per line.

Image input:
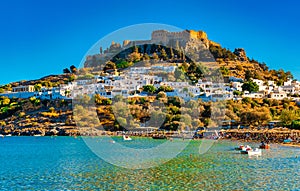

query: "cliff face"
left=189, top=30, right=208, bottom=39
left=188, top=30, right=220, bottom=47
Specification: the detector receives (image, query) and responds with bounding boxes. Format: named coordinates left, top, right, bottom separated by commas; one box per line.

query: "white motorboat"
left=123, top=135, right=132, bottom=141
left=240, top=145, right=252, bottom=154
left=247, top=148, right=262, bottom=156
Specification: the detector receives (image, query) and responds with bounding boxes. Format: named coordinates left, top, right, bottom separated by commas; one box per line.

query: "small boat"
left=283, top=138, right=293, bottom=143
left=235, top=145, right=245, bottom=150
left=34, top=134, right=42, bottom=137
left=123, top=135, right=132, bottom=141
left=5, top=134, right=12, bottom=137
left=259, top=144, right=270, bottom=149
left=240, top=145, right=252, bottom=154
left=247, top=148, right=262, bottom=156
left=0, top=134, right=4, bottom=138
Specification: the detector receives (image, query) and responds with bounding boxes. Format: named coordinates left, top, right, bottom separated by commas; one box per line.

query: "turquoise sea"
left=0, top=137, right=300, bottom=190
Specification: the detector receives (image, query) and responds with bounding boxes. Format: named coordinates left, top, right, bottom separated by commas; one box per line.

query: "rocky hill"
left=83, top=29, right=293, bottom=85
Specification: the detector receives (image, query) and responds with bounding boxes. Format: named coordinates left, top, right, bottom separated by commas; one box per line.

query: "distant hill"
left=0, top=74, right=74, bottom=93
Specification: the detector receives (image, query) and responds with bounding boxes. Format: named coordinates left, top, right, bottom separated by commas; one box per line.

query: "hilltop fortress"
left=151, top=30, right=207, bottom=44
left=122, top=29, right=220, bottom=49
left=85, top=29, right=222, bottom=67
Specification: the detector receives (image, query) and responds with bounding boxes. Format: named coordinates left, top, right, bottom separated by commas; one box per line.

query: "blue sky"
left=0, top=0, right=300, bottom=85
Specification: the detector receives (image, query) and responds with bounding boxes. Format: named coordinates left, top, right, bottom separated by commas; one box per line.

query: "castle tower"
left=151, top=30, right=169, bottom=44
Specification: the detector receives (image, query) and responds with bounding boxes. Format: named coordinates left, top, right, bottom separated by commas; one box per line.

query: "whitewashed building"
left=269, top=91, right=287, bottom=99
left=243, top=91, right=265, bottom=99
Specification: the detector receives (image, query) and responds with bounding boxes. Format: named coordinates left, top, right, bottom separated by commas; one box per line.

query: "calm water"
left=0, top=137, right=300, bottom=190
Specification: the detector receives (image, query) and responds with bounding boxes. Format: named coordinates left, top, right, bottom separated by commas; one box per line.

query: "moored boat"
left=123, top=135, right=132, bottom=141
left=259, top=144, right=270, bottom=149
left=259, top=141, right=270, bottom=149
left=235, top=145, right=245, bottom=150
left=240, top=145, right=252, bottom=154
left=247, top=148, right=262, bottom=156
left=283, top=138, right=293, bottom=143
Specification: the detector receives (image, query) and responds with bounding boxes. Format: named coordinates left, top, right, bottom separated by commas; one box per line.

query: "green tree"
left=152, top=52, right=158, bottom=60
left=160, top=48, right=168, bottom=60
left=143, top=85, right=156, bottom=94
left=143, top=53, right=150, bottom=61
left=0, top=121, right=6, bottom=127
left=2, top=97, right=10, bottom=105
left=242, top=81, right=259, bottom=93
left=182, top=62, right=189, bottom=72
left=128, top=51, right=141, bottom=63
left=242, top=97, right=252, bottom=104
left=63, top=68, right=71, bottom=73
left=68, top=75, right=75, bottom=82
left=245, top=70, right=252, bottom=81
left=34, top=84, right=42, bottom=92
left=156, top=91, right=167, bottom=99
left=148, top=110, right=166, bottom=127
left=158, top=85, right=173, bottom=92
left=236, top=64, right=243, bottom=71
left=116, top=59, right=132, bottom=68
left=181, top=114, right=192, bottom=127
left=291, top=120, right=300, bottom=129
left=116, top=117, right=127, bottom=127
left=113, top=95, right=124, bottom=102
left=174, top=68, right=185, bottom=81
left=256, top=107, right=272, bottom=126
left=169, top=47, right=174, bottom=59
left=220, top=66, right=230, bottom=76
left=280, top=109, right=299, bottom=127
left=103, top=61, right=116, bottom=71
left=233, top=90, right=243, bottom=96
left=70, top=65, right=77, bottom=73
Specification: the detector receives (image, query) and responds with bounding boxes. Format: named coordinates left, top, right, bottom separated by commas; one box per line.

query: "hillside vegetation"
left=0, top=30, right=298, bottom=135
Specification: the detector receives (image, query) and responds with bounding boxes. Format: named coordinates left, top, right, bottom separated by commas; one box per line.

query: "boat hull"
left=248, top=149, right=262, bottom=156
left=123, top=135, right=132, bottom=141
left=259, top=144, right=270, bottom=149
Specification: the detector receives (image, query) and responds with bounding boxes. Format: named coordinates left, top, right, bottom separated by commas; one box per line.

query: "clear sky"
left=1, top=0, right=300, bottom=85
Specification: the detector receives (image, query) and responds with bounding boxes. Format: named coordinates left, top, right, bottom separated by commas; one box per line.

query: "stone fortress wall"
left=151, top=29, right=208, bottom=44
left=123, top=29, right=213, bottom=48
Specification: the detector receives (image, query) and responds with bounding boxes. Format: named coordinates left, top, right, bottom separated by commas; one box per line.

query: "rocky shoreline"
left=0, top=125, right=79, bottom=136
left=223, top=128, right=300, bottom=145
left=3, top=126, right=300, bottom=148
